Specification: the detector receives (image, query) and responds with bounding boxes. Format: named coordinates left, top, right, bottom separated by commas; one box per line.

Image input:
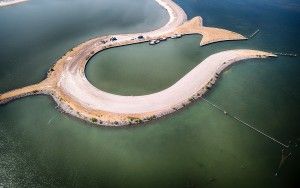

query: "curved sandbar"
left=0, top=0, right=27, bottom=7
left=58, top=49, right=276, bottom=126
left=0, top=0, right=274, bottom=126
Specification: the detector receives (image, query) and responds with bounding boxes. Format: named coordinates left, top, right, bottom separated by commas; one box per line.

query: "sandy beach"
left=0, top=0, right=275, bottom=126
left=0, top=0, right=27, bottom=7
left=57, top=50, right=275, bottom=126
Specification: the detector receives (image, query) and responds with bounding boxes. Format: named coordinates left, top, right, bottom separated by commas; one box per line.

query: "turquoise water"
left=1, top=0, right=299, bottom=187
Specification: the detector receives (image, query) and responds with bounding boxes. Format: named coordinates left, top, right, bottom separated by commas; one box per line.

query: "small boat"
left=171, top=34, right=182, bottom=39
left=150, top=40, right=160, bottom=45
left=149, top=40, right=156, bottom=45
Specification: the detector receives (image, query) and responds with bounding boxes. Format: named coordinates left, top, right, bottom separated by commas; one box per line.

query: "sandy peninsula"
left=0, top=0, right=275, bottom=126
left=0, top=0, right=27, bottom=7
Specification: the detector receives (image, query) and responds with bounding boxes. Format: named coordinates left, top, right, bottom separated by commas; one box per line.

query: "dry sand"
left=0, top=0, right=275, bottom=126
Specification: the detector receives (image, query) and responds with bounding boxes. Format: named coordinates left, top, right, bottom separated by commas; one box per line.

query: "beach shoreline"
left=0, top=0, right=274, bottom=126
left=54, top=50, right=275, bottom=126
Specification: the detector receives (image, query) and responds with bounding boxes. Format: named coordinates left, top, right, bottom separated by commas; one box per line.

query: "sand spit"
left=0, top=0, right=275, bottom=126
left=55, top=50, right=275, bottom=126
left=172, top=17, right=247, bottom=46
left=0, top=0, right=27, bottom=7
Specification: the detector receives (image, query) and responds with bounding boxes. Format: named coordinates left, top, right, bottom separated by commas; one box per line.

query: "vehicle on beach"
left=110, top=37, right=117, bottom=41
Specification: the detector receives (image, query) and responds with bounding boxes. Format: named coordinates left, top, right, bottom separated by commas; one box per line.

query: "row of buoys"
left=203, top=95, right=295, bottom=175
left=249, top=29, right=260, bottom=38
left=274, top=52, right=298, bottom=57
left=200, top=97, right=289, bottom=148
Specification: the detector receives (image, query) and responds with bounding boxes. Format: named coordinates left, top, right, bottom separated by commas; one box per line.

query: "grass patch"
left=91, top=118, right=97, bottom=123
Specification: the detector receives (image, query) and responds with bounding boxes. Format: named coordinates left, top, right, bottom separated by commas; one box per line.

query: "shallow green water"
left=86, top=36, right=204, bottom=95
left=0, top=0, right=299, bottom=187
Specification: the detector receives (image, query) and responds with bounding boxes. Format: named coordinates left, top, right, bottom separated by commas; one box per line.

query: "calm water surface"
left=0, top=0, right=299, bottom=187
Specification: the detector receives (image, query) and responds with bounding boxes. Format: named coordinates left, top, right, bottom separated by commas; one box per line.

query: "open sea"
left=0, top=0, right=299, bottom=187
